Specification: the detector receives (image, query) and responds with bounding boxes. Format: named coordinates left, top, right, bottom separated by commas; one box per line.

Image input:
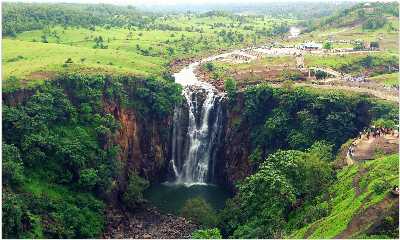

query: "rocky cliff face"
left=214, top=94, right=252, bottom=191
left=103, top=99, right=173, bottom=198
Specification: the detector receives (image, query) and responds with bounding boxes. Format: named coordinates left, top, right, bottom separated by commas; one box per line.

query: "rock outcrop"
left=103, top=206, right=197, bottom=239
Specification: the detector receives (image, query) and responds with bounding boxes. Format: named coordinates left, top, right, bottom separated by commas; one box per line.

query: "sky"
left=4, top=0, right=373, bottom=6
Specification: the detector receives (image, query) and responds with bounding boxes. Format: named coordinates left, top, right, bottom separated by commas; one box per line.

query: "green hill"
left=290, top=153, right=399, bottom=239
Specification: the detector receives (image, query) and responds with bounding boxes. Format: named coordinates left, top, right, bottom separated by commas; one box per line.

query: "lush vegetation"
left=215, top=85, right=398, bottom=238
left=291, top=154, right=399, bottom=238
left=180, top=197, right=218, bottom=228
left=2, top=73, right=182, bottom=238
left=304, top=53, right=398, bottom=77
left=192, top=228, right=222, bottom=239
left=3, top=2, right=294, bottom=88
left=219, top=143, right=334, bottom=238
left=241, top=84, right=397, bottom=158
left=303, top=2, right=398, bottom=32
left=2, top=2, right=398, bottom=239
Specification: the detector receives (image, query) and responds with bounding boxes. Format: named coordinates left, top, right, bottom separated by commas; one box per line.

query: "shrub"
left=79, top=168, right=100, bottom=190
left=323, top=42, right=333, bottom=50
left=2, top=144, right=25, bottom=186
left=372, top=179, right=387, bottom=194
left=224, top=78, right=237, bottom=101
left=192, top=228, right=222, bottom=239
left=204, top=62, right=215, bottom=72
left=280, top=69, right=303, bottom=81
left=65, top=58, right=73, bottom=64
left=122, top=171, right=149, bottom=209
left=180, top=197, right=218, bottom=227
left=370, top=41, right=379, bottom=49
left=315, top=70, right=328, bottom=79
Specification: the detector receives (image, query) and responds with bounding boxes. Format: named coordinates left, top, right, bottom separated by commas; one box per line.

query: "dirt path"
left=292, top=83, right=398, bottom=102
left=350, top=134, right=399, bottom=163
left=353, top=166, right=368, bottom=197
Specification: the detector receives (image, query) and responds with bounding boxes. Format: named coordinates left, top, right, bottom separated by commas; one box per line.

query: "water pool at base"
left=144, top=183, right=232, bottom=214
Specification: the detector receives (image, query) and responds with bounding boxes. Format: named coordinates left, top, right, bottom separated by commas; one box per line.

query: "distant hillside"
left=2, top=3, right=150, bottom=36
left=303, top=2, right=399, bottom=32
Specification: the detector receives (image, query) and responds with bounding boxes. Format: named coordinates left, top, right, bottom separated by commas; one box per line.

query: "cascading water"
left=170, top=62, right=224, bottom=185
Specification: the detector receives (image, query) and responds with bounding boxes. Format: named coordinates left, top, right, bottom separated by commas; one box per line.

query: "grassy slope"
left=290, top=153, right=399, bottom=238
left=3, top=15, right=294, bottom=90
left=2, top=39, right=163, bottom=81
left=369, top=72, right=399, bottom=87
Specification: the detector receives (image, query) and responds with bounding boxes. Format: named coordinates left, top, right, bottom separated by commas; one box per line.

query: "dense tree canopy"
left=2, top=73, right=182, bottom=238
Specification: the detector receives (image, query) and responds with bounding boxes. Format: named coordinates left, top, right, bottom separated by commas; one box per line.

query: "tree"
left=180, top=197, right=218, bottom=227
left=315, top=70, right=328, bottom=80
left=2, top=144, right=24, bottom=186
left=372, top=118, right=396, bottom=129
left=122, top=171, right=149, bottom=209
left=204, top=62, right=215, bottom=72
left=323, top=42, right=333, bottom=50
left=224, top=78, right=237, bottom=101
left=353, top=40, right=365, bottom=50
left=370, top=41, right=379, bottom=49
left=167, top=47, right=174, bottom=56
left=280, top=69, right=303, bottom=81
left=192, top=228, right=222, bottom=239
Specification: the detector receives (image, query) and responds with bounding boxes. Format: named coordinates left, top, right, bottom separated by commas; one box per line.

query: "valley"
left=2, top=1, right=399, bottom=239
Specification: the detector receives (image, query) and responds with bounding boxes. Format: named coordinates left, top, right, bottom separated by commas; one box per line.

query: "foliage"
left=290, top=154, right=399, bottom=238
left=192, top=228, right=222, bottom=239
left=180, top=197, right=218, bottom=228
left=224, top=78, right=237, bottom=102
left=245, top=84, right=397, bottom=158
left=362, top=15, right=387, bottom=30
left=372, top=118, right=396, bottom=129
left=280, top=69, right=303, bottom=81
left=2, top=144, right=25, bottom=186
left=371, top=179, right=387, bottom=194
left=323, top=42, right=333, bottom=50
left=122, top=171, right=149, bottom=209
left=315, top=70, right=328, bottom=79
left=219, top=145, right=334, bottom=238
left=2, top=73, right=180, bottom=238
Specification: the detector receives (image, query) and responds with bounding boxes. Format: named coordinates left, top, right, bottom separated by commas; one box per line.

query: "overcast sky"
left=3, top=0, right=374, bottom=6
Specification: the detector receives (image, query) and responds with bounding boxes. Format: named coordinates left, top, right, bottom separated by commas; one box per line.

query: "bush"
left=65, top=58, right=73, bottom=64
left=180, top=197, right=218, bottom=227
left=2, top=191, right=26, bottom=238
left=224, top=78, right=237, bottom=101
left=323, top=42, right=333, bottom=50
left=315, top=70, right=328, bottom=80
left=122, top=171, right=149, bottom=209
left=79, top=168, right=100, bottom=190
left=204, top=62, right=215, bottom=72
left=192, top=228, right=222, bottom=239
left=280, top=69, right=303, bottom=81
left=372, top=179, right=387, bottom=194
left=370, top=41, right=379, bottom=49
left=2, top=144, right=25, bottom=186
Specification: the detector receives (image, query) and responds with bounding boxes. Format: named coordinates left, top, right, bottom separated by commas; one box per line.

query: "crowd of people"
left=362, top=126, right=398, bottom=139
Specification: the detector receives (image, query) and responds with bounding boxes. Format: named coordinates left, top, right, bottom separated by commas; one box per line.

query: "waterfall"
left=170, top=86, right=223, bottom=185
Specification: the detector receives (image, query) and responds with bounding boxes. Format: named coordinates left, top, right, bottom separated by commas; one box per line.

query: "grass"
left=3, top=14, right=294, bottom=90
left=2, top=39, right=164, bottom=88
left=290, top=153, right=399, bottom=239
left=368, top=72, right=398, bottom=87
left=288, top=15, right=399, bottom=53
